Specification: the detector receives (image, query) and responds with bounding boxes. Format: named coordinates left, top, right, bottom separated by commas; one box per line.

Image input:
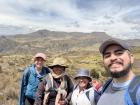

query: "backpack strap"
left=23, top=67, right=30, bottom=90
left=24, top=67, right=30, bottom=85
left=85, top=88, right=100, bottom=105
left=45, top=73, right=54, bottom=90
left=43, top=73, right=53, bottom=105
left=101, top=78, right=112, bottom=94
left=85, top=90, right=90, bottom=100
left=125, top=76, right=140, bottom=105
left=94, top=90, right=101, bottom=104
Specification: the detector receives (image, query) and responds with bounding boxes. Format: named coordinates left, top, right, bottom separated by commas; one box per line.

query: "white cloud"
left=0, top=0, right=140, bottom=39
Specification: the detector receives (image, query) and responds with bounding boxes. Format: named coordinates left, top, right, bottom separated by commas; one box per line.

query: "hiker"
left=71, top=68, right=100, bottom=105
left=92, top=80, right=102, bottom=93
left=18, top=53, right=50, bottom=105
left=34, top=57, right=74, bottom=105
left=97, top=39, right=140, bottom=105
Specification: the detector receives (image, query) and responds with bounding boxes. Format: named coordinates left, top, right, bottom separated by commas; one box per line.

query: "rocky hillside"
left=0, top=36, right=18, bottom=53
left=0, top=29, right=140, bottom=55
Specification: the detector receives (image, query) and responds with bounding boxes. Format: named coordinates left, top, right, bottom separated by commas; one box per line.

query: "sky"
left=0, top=0, right=140, bottom=39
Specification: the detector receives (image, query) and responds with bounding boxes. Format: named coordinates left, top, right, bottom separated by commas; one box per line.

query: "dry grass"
left=0, top=49, right=140, bottom=105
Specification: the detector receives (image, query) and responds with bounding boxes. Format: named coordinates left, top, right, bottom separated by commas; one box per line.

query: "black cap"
left=99, top=39, right=130, bottom=54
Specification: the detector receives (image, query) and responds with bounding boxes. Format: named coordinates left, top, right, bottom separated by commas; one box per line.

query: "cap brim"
left=99, top=39, right=130, bottom=54
left=34, top=56, right=46, bottom=61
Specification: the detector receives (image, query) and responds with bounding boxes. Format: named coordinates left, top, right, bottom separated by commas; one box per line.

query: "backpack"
left=125, top=76, right=140, bottom=105
left=86, top=88, right=100, bottom=105
left=101, top=76, right=140, bottom=105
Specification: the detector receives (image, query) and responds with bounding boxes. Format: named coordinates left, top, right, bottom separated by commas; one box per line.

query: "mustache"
left=108, top=61, right=123, bottom=67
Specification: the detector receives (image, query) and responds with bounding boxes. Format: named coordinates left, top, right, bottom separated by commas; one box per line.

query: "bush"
left=90, top=69, right=100, bottom=79
left=5, top=87, right=18, bottom=100
left=0, top=65, right=2, bottom=73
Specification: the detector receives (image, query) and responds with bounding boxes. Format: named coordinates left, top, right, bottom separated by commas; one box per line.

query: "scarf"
left=43, top=73, right=67, bottom=105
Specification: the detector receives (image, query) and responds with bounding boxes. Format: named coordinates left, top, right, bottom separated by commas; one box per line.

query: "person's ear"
left=130, top=53, right=134, bottom=64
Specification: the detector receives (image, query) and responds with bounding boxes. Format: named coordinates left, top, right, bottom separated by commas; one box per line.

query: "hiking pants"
left=25, top=97, right=35, bottom=105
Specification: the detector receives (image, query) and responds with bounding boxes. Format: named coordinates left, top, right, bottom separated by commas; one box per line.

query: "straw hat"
left=48, top=57, right=69, bottom=68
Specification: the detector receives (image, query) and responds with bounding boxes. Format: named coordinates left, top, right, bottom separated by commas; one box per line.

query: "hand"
left=58, top=100, right=65, bottom=105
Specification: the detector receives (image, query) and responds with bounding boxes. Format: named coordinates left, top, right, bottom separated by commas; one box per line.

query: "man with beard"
left=97, top=39, right=140, bottom=105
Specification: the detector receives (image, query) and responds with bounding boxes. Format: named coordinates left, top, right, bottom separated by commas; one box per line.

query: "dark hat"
left=74, top=68, right=92, bottom=82
left=99, top=39, right=131, bottom=54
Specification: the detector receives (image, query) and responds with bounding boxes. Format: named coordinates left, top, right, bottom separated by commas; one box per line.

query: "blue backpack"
left=101, top=76, right=140, bottom=105
left=125, top=76, right=140, bottom=105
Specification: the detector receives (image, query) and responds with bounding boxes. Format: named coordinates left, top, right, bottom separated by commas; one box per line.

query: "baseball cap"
left=34, top=53, right=46, bottom=61
left=99, top=39, right=130, bottom=54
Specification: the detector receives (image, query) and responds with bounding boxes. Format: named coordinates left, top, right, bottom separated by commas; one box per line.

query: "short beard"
left=107, top=63, right=132, bottom=78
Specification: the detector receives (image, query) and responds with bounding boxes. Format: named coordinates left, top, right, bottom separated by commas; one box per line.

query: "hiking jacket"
left=34, top=74, right=74, bottom=105
left=18, top=64, right=50, bottom=105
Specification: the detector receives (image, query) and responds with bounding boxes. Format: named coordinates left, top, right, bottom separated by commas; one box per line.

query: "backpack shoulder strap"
left=94, top=89, right=101, bottom=104
left=74, top=84, right=78, bottom=90
left=85, top=90, right=90, bottom=100
left=63, top=75, right=68, bottom=89
left=85, top=88, right=99, bottom=105
left=43, top=73, right=53, bottom=105
left=125, top=76, right=140, bottom=105
left=42, top=67, right=50, bottom=74
left=45, top=73, right=54, bottom=91
left=101, top=78, right=112, bottom=94
left=23, top=66, right=30, bottom=86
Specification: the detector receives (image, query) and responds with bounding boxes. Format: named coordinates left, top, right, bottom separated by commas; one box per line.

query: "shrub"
left=0, top=65, right=2, bottom=73
left=4, top=87, right=18, bottom=100
left=90, top=69, right=100, bottom=79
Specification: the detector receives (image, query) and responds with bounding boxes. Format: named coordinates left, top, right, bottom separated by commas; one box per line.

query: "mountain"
left=0, top=29, right=140, bottom=55
left=0, top=36, right=18, bottom=53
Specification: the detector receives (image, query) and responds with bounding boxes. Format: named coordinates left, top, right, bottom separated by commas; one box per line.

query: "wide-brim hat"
left=99, top=38, right=131, bottom=54
left=48, top=57, right=69, bottom=69
left=33, top=53, right=46, bottom=61
left=74, top=68, right=92, bottom=82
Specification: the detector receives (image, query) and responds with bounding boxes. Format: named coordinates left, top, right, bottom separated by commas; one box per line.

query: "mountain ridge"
left=0, top=29, right=140, bottom=55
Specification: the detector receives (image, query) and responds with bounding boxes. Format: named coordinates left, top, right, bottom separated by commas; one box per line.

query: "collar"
left=112, top=79, right=132, bottom=90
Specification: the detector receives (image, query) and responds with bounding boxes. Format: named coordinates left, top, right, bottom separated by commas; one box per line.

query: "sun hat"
left=74, top=68, right=92, bottom=82
left=99, top=38, right=130, bottom=54
left=48, top=57, right=69, bottom=69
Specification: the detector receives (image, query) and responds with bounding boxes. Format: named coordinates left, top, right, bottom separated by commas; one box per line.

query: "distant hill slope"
left=0, top=36, right=18, bottom=53
left=0, top=29, right=140, bottom=54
